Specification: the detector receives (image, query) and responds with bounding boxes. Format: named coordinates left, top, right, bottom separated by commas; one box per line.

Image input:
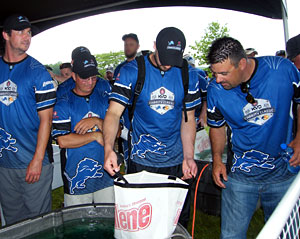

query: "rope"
left=192, top=163, right=209, bottom=239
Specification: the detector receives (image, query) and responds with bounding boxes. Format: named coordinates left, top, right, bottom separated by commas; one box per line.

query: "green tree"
left=190, top=22, right=230, bottom=72
left=47, top=62, right=62, bottom=75
left=95, top=51, right=125, bottom=77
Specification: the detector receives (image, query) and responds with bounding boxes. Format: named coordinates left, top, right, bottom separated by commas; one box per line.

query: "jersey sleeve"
left=198, top=74, right=208, bottom=101
left=52, top=97, right=71, bottom=139
left=109, top=61, right=138, bottom=106
left=34, top=67, right=56, bottom=111
left=185, top=67, right=201, bottom=111
left=206, top=81, right=226, bottom=128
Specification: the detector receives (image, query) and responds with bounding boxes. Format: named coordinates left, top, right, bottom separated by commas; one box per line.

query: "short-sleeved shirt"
left=52, top=88, right=113, bottom=195
left=189, top=65, right=208, bottom=118
left=207, top=56, right=300, bottom=183
left=110, top=54, right=201, bottom=168
left=56, top=77, right=111, bottom=99
left=0, top=55, right=56, bottom=169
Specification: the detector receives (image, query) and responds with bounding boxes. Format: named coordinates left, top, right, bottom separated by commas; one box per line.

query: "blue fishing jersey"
left=110, top=54, right=201, bottom=168
left=52, top=88, right=113, bottom=195
left=207, top=56, right=300, bottom=183
left=189, top=65, right=208, bottom=118
left=0, top=56, right=56, bottom=169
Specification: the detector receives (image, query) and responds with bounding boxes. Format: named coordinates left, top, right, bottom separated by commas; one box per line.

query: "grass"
left=51, top=187, right=265, bottom=238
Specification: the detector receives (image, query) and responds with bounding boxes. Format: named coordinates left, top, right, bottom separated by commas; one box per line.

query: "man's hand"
left=104, top=149, right=119, bottom=176
left=212, top=161, right=227, bottom=188
left=182, top=158, right=198, bottom=180
left=288, top=137, right=300, bottom=166
left=74, top=117, right=102, bottom=134
left=25, top=158, right=42, bottom=184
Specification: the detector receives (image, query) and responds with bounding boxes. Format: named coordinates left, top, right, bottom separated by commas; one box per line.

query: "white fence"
left=257, top=172, right=300, bottom=239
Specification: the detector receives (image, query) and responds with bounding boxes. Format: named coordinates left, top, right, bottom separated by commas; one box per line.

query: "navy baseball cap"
left=122, top=33, right=139, bottom=44
left=3, top=14, right=38, bottom=35
left=71, top=46, right=91, bottom=60
left=72, top=54, right=99, bottom=79
left=286, top=34, right=300, bottom=60
left=156, top=27, right=186, bottom=67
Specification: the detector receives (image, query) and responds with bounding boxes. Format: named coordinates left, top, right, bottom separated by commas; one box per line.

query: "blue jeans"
left=221, top=175, right=296, bottom=239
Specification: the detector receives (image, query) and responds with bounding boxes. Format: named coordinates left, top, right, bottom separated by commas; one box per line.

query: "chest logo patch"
left=243, top=99, right=275, bottom=125
left=148, top=87, right=174, bottom=115
left=0, top=80, right=18, bottom=106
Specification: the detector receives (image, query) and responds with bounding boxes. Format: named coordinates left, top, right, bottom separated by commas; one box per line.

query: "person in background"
left=207, top=36, right=300, bottom=239
left=183, top=54, right=208, bottom=129
left=105, top=66, right=114, bottom=86
left=0, top=14, right=56, bottom=225
left=60, top=62, right=72, bottom=78
left=245, top=47, right=258, bottom=57
left=275, top=50, right=286, bottom=58
left=113, top=33, right=140, bottom=165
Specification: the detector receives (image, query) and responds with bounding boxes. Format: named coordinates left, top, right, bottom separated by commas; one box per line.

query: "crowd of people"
left=0, top=13, right=300, bottom=239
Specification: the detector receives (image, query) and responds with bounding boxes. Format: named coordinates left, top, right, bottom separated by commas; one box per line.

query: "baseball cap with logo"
left=72, top=54, right=99, bottom=79
left=156, top=27, right=186, bottom=67
left=183, top=54, right=195, bottom=66
left=106, top=66, right=114, bottom=73
left=71, top=46, right=91, bottom=60
left=3, top=14, right=38, bottom=35
left=245, top=48, right=258, bottom=56
left=286, top=34, right=300, bottom=60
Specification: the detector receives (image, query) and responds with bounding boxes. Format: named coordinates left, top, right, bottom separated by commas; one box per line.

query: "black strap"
left=128, top=55, right=146, bottom=122
left=181, top=58, right=189, bottom=122
left=127, top=55, right=146, bottom=167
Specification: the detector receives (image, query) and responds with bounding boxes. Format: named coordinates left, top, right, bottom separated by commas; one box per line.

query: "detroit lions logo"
left=131, top=134, right=167, bottom=159
left=0, top=128, right=18, bottom=157
left=231, top=150, right=275, bottom=173
left=64, top=158, right=103, bottom=194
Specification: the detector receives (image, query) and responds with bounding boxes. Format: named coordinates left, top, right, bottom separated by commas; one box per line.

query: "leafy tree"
left=190, top=22, right=230, bottom=73
left=94, top=51, right=125, bottom=77
left=47, top=62, right=62, bottom=75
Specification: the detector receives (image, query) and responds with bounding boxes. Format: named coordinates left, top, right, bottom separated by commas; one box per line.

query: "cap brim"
left=159, top=50, right=183, bottom=67
left=77, top=68, right=99, bottom=79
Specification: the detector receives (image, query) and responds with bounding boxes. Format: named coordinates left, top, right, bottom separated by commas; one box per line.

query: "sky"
left=27, top=0, right=299, bottom=66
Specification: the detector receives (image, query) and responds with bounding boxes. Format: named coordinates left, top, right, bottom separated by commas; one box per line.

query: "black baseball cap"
left=286, top=34, right=300, bottom=60
left=72, top=54, right=99, bottom=79
left=122, top=33, right=139, bottom=44
left=156, top=27, right=186, bottom=67
left=71, top=46, right=91, bottom=60
left=3, top=14, right=38, bottom=35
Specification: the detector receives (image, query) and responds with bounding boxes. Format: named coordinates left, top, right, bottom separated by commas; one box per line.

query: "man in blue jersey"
left=0, top=14, right=56, bottom=225
left=206, top=36, right=300, bottom=239
left=113, top=33, right=140, bottom=83
left=183, top=54, right=208, bottom=129
left=103, top=27, right=200, bottom=227
left=114, top=33, right=140, bottom=165
left=52, top=53, right=114, bottom=206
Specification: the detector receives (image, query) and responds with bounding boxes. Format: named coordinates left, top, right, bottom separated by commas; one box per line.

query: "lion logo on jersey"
left=0, top=128, right=18, bottom=157
left=64, top=158, right=103, bottom=194
left=131, top=134, right=167, bottom=159
left=231, top=150, right=275, bottom=173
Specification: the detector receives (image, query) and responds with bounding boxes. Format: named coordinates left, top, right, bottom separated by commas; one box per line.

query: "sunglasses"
left=240, top=82, right=257, bottom=105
